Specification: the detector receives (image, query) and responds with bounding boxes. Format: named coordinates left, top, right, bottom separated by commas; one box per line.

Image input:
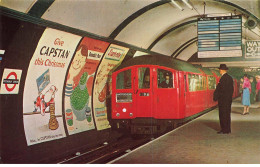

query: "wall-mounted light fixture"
left=182, top=0, right=193, bottom=10
left=171, top=0, right=184, bottom=11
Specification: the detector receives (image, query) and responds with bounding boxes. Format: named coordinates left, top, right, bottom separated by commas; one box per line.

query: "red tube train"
left=111, top=55, right=239, bottom=134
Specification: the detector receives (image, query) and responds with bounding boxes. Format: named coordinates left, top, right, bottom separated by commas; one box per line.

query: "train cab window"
left=208, top=76, right=216, bottom=90
left=157, top=69, right=173, bottom=88
left=116, top=69, right=132, bottom=89
left=138, top=67, right=150, bottom=89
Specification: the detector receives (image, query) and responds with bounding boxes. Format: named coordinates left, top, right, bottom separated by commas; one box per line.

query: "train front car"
left=111, top=55, right=240, bottom=135
left=112, top=55, right=196, bottom=135
left=111, top=58, right=177, bottom=134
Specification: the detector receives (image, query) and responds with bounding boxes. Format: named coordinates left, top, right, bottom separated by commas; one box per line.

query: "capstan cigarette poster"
left=64, top=37, right=109, bottom=135
left=93, top=44, right=129, bottom=130
left=23, top=28, right=81, bottom=145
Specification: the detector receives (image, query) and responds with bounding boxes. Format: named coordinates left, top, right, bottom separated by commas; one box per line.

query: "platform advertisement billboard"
left=93, top=44, right=129, bottom=130
left=64, top=37, right=109, bottom=135
left=23, top=28, right=81, bottom=145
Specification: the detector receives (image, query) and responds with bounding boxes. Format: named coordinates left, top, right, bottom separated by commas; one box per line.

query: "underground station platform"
left=109, top=98, right=260, bottom=164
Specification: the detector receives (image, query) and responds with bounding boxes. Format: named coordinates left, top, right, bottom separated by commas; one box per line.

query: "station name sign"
left=245, top=40, right=260, bottom=58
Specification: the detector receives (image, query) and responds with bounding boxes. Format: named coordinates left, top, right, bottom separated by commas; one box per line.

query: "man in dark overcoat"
left=213, top=64, right=234, bottom=134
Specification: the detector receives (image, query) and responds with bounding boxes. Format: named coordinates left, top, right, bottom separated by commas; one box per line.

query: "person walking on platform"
left=213, top=64, right=233, bottom=134
left=250, top=76, right=256, bottom=104
left=242, top=74, right=251, bottom=115
left=255, top=75, right=260, bottom=106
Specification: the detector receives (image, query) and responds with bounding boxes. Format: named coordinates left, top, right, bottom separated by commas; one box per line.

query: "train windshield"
left=116, top=69, right=132, bottom=89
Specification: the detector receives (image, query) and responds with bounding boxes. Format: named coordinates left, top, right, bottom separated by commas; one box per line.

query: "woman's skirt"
left=242, top=88, right=250, bottom=106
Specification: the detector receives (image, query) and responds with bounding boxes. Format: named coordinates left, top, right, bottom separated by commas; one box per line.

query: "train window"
left=138, top=67, right=150, bottom=89
left=203, top=76, right=207, bottom=90
left=188, top=74, right=205, bottom=91
left=157, top=69, right=173, bottom=88
left=208, top=76, right=216, bottom=90
left=189, top=74, right=196, bottom=91
left=116, top=69, right=132, bottom=89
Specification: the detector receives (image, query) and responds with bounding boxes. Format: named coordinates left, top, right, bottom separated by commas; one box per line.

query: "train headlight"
left=122, top=108, right=127, bottom=112
left=116, top=113, right=120, bottom=117
left=129, top=113, right=133, bottom=117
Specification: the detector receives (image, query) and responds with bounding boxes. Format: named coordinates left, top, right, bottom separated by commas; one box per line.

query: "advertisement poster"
left=23, top=28, right=81, bottom=145
left=245, top=40, right=260, bottom=58
left=93, top=44, right=129, bottom=130
left=0, top=68, right=22, bottom=94
left=64, top=37, right=109, bottom=135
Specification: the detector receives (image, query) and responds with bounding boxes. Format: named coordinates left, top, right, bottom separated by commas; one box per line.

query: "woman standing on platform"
left=242, top=74, right=251, bottom=115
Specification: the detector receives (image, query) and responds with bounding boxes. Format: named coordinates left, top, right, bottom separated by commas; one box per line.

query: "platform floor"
left=110, top=98, right=260, bottom=164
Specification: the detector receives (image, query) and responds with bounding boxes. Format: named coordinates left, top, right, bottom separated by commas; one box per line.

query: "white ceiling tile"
left=42, top=0, right=157, bottom=37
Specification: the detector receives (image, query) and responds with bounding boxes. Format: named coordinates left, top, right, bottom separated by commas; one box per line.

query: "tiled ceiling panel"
left=0, top=0, right=36, bottom=13
left=41, top=0, right=158, bottom=37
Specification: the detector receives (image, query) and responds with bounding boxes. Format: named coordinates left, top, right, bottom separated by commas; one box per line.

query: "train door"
left=154, top=68, right=178, bottom=119
left=205, top=76, right=209, bottom=108
left=185, top=73, right=193, bottom=115
left=112, top=68, right=135, bottom=119
left=178, top=71, right=186, bottom=118
left=202, top=75, right=208, bottom=110
left=207, top=75, right=216, bottom=107
left=184, top=73, right=188, bottom=108
left=135, top=67, right=153, bottom=117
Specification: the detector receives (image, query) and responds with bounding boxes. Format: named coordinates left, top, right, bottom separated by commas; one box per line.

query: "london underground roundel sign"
left=0, top=68, right=22, bottom=94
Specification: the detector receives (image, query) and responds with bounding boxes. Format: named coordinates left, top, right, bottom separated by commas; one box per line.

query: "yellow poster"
left=93, top=44, right=129, bottom=130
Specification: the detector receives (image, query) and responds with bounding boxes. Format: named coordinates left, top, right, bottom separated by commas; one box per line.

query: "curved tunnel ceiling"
left=0, top=0, right=259, bottom=66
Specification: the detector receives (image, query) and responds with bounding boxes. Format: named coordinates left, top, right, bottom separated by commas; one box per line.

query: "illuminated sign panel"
left=198, top=15, right=242, bottom=58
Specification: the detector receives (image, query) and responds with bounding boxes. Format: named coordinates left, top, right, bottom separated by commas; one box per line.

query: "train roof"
left=115, top=55, right=202, bottom=74
left=211, top=69, right=222, bottom=77
left=193, top=65, right=214, bottom=75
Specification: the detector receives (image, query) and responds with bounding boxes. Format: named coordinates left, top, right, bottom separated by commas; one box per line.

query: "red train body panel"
left=111, top=55, right=239, bottom=134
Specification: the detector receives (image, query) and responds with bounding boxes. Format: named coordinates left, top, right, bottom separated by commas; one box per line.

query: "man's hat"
left=218, top=64, right=228, bottom=70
